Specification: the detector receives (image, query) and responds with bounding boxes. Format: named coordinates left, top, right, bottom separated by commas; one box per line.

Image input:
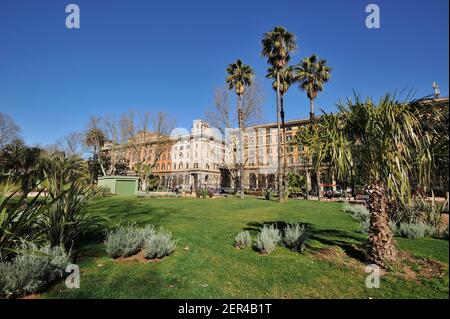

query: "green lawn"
left=44, top=197, right=449, bottom=299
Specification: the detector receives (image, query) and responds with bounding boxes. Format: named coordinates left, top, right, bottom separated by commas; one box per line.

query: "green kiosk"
left=97, top=176, right=139, bottom=196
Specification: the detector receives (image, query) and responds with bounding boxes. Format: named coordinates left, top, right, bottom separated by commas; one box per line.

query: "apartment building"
left=105, top=117, right=318, bottom=191
left=105, top=119, right=227, bottom=190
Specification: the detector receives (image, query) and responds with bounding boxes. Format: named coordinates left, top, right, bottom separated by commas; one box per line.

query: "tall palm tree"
left=226, top=59, right=254, bottom=199
left=295, top=54, right=331, bottom=200
left=267, top=65, right=295, bottom=201
left=261, top=26, right=297, bottom=203
left=295, top=54, right=332, bottom=121
left=296, top=94, right=435, bottom=267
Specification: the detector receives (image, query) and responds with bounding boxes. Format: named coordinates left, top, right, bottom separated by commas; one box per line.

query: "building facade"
left=105, top=117, right=318, bottom=192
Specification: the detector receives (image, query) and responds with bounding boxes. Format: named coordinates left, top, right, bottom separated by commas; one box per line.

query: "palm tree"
left=295, top=54, right=332, bottom=121
left=295, top=54, right=331, bottom=200
left=0, top=141, right=44, bottom=200
left=42, top=151, right=88, bottom=196
left=261, top=26, right=297, bottom=203
left=226, top=59, right=254, bottom=199
left=85, top=127, right=107, bottom=176
left=296, top=94, right=435, bottom=267
left=267, top=65, right=295, bottom=201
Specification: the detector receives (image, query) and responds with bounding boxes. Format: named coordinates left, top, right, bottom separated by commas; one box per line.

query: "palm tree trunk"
left=238, top=94, right=244, bottom=199
left=276, top=72, right=284, bottom=203
left=367, top=180, right=397, bottom=268
left=309, top=98, right=315, bottom=121
left=309, top=97, right=321, bottom=201
left=305, top=169, right=309, bottom=200
left=280, top=95, right=288, bottom=202
left=316, top=170, right=321, bottom=201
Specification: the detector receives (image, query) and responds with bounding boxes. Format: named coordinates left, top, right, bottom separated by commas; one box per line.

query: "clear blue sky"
left=1, top=0, right=448, bottom=146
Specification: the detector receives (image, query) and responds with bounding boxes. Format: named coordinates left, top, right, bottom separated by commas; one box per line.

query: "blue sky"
left=0, top=0, right=448, bottom=146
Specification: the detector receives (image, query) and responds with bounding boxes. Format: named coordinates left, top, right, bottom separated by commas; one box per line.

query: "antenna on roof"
left=432, top=81, right=440, bottom=98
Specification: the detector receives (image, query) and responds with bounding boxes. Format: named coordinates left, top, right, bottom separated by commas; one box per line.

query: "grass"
left=43, top=196, right=448, bottom=299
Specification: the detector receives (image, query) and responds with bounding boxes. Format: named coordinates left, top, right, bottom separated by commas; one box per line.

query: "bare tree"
left=0, top=112, right=21, bottom=150
left=120, top=110, right=173, bottom=190
left=206, top=81, right=264, bottom=135
left=56, top=132, right=86, bottom=157
left=205, top=81, right=264, bottom=192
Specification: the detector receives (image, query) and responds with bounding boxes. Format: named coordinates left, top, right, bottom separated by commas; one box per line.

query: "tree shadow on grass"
left=310, top=229, right=368, bottom=262
left=245, top=220, right=368, bottom=262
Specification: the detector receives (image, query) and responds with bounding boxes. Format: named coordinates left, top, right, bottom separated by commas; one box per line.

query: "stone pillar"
left=332, top=174, right=337, bottom=192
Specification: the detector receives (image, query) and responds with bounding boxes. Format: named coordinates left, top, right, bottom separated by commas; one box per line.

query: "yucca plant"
left=0, top=181, right=55, bottom=260
left=38, top=182, right=101, bottom=251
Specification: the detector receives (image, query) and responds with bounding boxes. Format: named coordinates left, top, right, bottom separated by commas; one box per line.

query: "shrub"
left=94, top=185, right=111, bottom=197
left=196, top=188, right=209, bottom=199
left=137, top=192, right=179, bottom=198
left=255, top=225, right=281, bottom=254
left=398, top=222, right=436, bottom=239
left=342, top=203, right=370, bottom=223
left=104, top=223, right=151, bottom=258
left=263, top=189, right=273, bottom=200
left=389, top=220, right=398, bottom=234
left=142, top=228, right=176, bottom=259
left=283, top=223, right=308, bottom=252
left=0, top=242, right=70, bottom=298
left=390, top=193, right=444, bottom=227
left=359, top=219, right=370, bottom=234
left=343, top=202, right=399, bottom=235
left=234, top=231, right=252, bottom=249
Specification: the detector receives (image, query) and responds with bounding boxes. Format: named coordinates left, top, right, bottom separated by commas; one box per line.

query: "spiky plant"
left=296, top=94, right=436, bottom=267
